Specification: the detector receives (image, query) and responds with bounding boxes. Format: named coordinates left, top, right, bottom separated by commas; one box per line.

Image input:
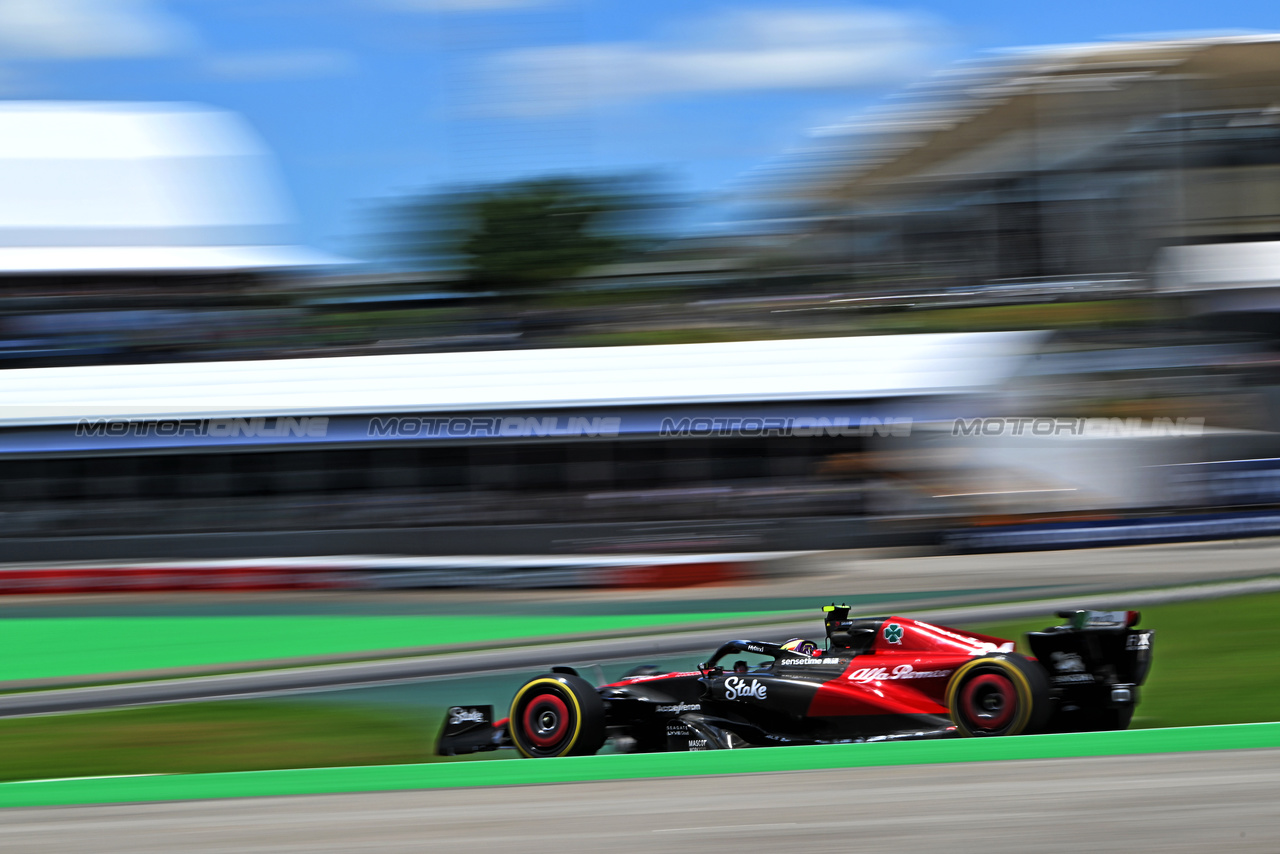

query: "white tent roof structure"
left=0, top=331, right=1045, bottom=426
left=1157, top=241, right=1280, bottom=292
left=0, top=102, right=343, bottom=273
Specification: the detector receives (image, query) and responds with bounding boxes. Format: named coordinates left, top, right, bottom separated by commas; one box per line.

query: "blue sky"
left=1, top=0, right=1275, bottom=255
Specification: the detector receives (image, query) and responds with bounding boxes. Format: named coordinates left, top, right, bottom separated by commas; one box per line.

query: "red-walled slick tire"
left=508, top=673, right=606, bottom=758
left=946, top=654, right=1050, bottom=737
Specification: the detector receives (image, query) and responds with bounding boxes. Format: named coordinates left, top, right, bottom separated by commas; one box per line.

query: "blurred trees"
left=388, top=175, right=665, bottom=294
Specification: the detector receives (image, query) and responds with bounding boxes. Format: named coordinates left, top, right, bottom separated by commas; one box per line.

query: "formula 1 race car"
left=437, top=605, right=1153, bottom=758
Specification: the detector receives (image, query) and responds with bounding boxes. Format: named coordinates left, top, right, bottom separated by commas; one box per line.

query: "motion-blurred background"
left=1, top=6, right=1280, bottom=563
left=6, top=4, right=1280, bottom=839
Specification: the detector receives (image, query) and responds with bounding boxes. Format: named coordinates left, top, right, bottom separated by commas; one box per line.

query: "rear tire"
left=946, top=654, right=1050, bottom=737
left=509, top=673, right=606, bottom=758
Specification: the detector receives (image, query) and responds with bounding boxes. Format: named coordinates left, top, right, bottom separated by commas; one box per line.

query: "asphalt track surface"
left=460, top=535, right=1280, bottom=606
left=4, top=750, right=1277, bottom=852
left=8, top=536, right=1280, bottom=615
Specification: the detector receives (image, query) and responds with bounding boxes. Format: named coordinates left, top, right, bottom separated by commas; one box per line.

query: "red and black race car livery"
left=438, top=605, right=1153, bottom=757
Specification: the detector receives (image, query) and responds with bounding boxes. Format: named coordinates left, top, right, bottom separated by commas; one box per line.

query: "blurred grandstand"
left=0, top=332, right=1040, bottom=559
left=4, top=35, right=1280, bottom=559
left=749, top=34, right=1280, bottom=329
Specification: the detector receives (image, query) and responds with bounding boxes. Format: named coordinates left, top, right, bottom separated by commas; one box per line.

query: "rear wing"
left=1026, top=610, right=1154, bottom=687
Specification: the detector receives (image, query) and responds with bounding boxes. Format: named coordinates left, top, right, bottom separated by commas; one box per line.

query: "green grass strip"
left=0, top=611, right=782, bottom=682
left=3, top=722, right=1276, bottom=809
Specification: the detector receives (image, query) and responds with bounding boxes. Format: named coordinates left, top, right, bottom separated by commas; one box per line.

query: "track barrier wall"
left=0, top=558, right=755, bottom=593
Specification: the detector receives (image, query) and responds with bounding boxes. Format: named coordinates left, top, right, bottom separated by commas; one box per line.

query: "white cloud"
left=0, top=0, right=194, bottom=60
left=483, top=7, right=947, bottom=116
left=204, top=49, right=356, bottom=81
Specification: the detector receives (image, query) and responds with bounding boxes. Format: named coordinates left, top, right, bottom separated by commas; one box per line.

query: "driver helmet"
left=780, top=638, right=820, bottom=657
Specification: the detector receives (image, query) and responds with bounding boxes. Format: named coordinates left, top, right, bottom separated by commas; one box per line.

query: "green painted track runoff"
left=0, top=612, right=782, bottom=682
left=3, top=722, right=1277, bottom=809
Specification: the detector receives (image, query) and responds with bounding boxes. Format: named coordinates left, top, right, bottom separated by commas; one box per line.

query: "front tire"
left=508, top=673, right=606, bottom=758
left=946, top=654, right=1050, bottom=737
